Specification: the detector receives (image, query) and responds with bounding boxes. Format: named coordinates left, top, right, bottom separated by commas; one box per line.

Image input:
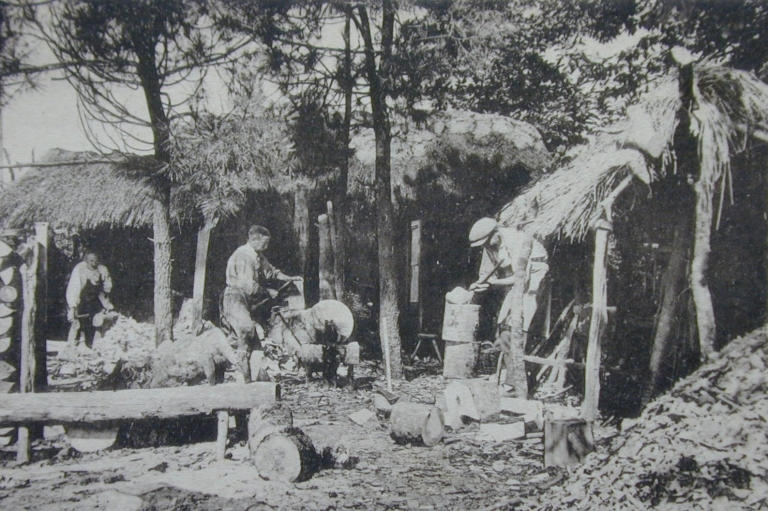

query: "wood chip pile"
left=48, top=315, right=156, bottom=390
left=521, top=326, right=768, bottom=510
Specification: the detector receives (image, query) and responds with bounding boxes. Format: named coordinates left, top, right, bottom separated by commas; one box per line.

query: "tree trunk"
left=318, top=213, right=335, bottom=300
left=134, top=36, right=174, bottom=346
left=293, top=185, right=310, bottom=277
left=251, top=428, right=321, bottom=482
left=582, top=220, right=611, bottom=421
left=691, top=178, right=716, bottom=358
left=192, top=216, right=217, bottom=334
left=152, top=192, right=173, bottom=345
left=327, top=201, right=344, bottom=300
left=643, top=204, right=692, bottom=405
left=356, top=1, right=403, bottom=379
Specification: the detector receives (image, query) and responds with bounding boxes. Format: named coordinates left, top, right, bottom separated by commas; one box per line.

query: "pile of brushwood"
left=516, top=325, right=768, bottom=510
left=48, top=314, right=156, bottom=390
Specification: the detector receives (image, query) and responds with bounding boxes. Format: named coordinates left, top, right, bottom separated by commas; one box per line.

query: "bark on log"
left=252, top=427, right=322, bottom=482
left=0, top=382, right=279, bottom=425
left=389, top=401, right=444, bottom=446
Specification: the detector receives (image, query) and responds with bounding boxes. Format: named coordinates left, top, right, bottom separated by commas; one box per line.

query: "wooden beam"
left=0, top=382, right=279, bottom=425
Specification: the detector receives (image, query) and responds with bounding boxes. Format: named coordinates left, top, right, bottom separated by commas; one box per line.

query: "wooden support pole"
left=691, top=177, right=717, bottom=358
left=327, top=201, right=344, bottom=300
left=34, top=223, right=48, bottom=392
left=17, top=225, right=44, bottom=462
left=582, top=220, right=610, bottom=421
left=317, top=214, right=335, bottom=300
left=216, top=410, right=229, bottom=461
left=192, top=217, right=217, bottom=333
left=0, top=382, right=279, bottom=425
left=293, top=185, right=310, bottom=277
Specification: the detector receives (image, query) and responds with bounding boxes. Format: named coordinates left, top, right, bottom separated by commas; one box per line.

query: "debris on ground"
left=509, top=325, right=768, bottom=510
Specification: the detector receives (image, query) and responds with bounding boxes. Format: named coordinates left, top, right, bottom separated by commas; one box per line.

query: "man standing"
left=66, top=251, right=114, bottom=347
left=222, top=225, right=302, bottom=381
left=468, top=217, right=549, bottom=397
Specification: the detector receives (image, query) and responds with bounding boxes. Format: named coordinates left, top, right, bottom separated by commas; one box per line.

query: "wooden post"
left=192, top=216, right=218, bottom=333
left=293, top=185, right=310, bottom=277
left=327, top=201, right=344, bottom=300
left=582, top=219, right=610, bottom=421
left=317, top=214, right=335, bottom=300
left=216, top=410, right=229, bottom=460
left=691, top=177, right=716, bottom=358
left=34, top=223, right=47, bottom=392
left=17, top=227, right=42, bottom=462
left=409, top=220, right=421, bottom=305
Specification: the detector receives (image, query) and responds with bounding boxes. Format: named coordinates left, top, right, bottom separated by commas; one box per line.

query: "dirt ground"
left=0, top=360, right=573, bottom=511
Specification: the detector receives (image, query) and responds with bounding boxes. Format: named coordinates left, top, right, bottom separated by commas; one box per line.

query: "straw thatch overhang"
left=0, top=148, right=192, bottom=230
left=499, top=64, right=768, bottom=243
left=349, top=109, right=552, bottom=197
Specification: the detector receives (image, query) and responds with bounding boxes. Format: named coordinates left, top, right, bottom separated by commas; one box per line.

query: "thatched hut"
left=497, top=63, right=768, bottom=415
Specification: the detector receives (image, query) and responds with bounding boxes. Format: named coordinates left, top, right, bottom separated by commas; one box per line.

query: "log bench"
left=0, top=382, right=280, bottom=460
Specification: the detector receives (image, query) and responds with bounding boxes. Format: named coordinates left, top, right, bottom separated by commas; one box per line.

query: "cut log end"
left=252, top=428, right=320, bottom=482
left=390, top=401, right=444, bottom=447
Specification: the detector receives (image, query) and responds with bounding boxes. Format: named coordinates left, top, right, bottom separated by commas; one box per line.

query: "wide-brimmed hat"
left=468, top=217, right=497, bottom=247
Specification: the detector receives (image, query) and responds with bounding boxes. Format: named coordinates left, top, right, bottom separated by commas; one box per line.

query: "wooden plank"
left=317, top=214, right=335, bottom=300
left=409, top=220, right=421, bottom=304
left=0, top=382, right=279, bottom=425
left=35, top=223, right=48, bottom=392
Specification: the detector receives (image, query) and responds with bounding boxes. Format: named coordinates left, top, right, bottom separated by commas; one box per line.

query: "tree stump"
left=544, top=418, right=594, bottom=467
left=389, top=401, right=444, bottom=446
left=251, top=427, right=321, bottom=482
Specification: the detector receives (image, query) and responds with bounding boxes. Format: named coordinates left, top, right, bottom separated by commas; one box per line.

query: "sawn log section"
left=0, top=382, right=279, bottom=425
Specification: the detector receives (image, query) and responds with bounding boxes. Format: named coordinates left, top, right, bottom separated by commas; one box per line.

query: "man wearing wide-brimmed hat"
left=468, top=217, right=548, bottom=397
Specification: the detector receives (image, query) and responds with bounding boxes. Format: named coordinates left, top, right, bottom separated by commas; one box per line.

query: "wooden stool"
left=409, top=333, right=442, bottom=363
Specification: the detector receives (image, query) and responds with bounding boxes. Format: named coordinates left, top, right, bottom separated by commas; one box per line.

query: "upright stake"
left=317, top=214, right=335, bottom=300
left=18, top=225, right=44, bottom=462
left=192, top=216, right=217, bottom=334
left=582, top=219, right=611, bottom=421
left=691, top=178, right=716, bottom=358
left=327, top=201, right=344, bottom=300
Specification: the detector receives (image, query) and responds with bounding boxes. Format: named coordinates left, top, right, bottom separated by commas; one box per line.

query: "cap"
left=469, top=217, right=497, bottom=247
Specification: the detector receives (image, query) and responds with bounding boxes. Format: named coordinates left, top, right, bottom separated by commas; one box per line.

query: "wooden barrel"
left=442, top=303, right=480, bottom=379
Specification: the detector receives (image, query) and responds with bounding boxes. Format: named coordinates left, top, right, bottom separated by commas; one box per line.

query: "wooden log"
left=0, top=285, right=17, bottom=303
left=0, top=359, right=16, bottom=379
left=544, top=418, right=594, bottom=467
left=16, top=425, right=29, bottom=463
left=252, top=427, right=322, bottom=482
left=0, top=266, right=14, bottom=286
left=0, top=316, right=11, bottom=336
left=582, top=220, right=610, bottom=421
left=0, top=240, right=11, bottom=258
left=523, top=354, right=583, bottom=368
left=192, top=217, right=217, bottom=334
left=0, top=382, right=279, bottom=425
left=0, top=303, right=14, bottom=317
left=464, top=379, right=501, bottom=420
left=389, top=401, right=444, bottom=446
left=34, top=223, right=48, bottom=392
left=293, top=185, right=310, bottom=278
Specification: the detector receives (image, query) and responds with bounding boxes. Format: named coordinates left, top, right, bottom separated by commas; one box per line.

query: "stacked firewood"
left=517, top=326, right=768, bottom=510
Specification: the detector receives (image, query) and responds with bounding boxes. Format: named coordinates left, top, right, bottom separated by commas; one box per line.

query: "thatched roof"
left=0, top=148, right=176, bottom=230
left=499, top=64, right=768, bottom=242
left=349, top=109, right=552, bottom=197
